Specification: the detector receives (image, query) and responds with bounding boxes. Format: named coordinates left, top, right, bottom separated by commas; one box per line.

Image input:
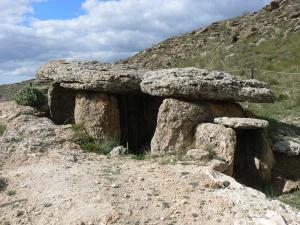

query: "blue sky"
left=0, top=0, right=271, bottom=85
left=32, top=0, right=84, bottom=20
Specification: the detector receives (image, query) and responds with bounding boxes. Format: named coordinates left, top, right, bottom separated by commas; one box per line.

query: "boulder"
left=74, top=92, right=121, bottom=141
left=270, top=1, right=280, bottom=10
left=36, top=60, right=146, bottom=94
left=109, top=146, right=128, bottom=157
left=150, top=99, right=211, bottom=155
left=282, top=180, right=300, bottom=194
left=141, top=68, right=275, bottom=103
left=273, top=140, right=300, bottom=156
left=195, top=123, right=236, bottom=175
left=214, top=117, right=269, bottom=129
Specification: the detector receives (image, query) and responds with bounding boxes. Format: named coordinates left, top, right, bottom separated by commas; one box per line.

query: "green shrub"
left=0, top=124, right=6, bottom=136
left=15, top=87, right=46, bottom=107
left=206, top=144, right=216, bottom=160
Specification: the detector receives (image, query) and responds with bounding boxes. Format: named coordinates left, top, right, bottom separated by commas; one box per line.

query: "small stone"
left=182, top=200, right=188, bottom=205
left=111, top=184, right=120, bottom=188
left=43, top=203, right=52, bottom=208
left=186, top=149, right=209, bottom=160
left=16, top=210, right=24, bottom=217
left=124, top=194, right=130, bottom=198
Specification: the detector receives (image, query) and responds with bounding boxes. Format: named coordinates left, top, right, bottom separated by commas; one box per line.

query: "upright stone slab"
left=195, top=123, right=236, bottom=175
left=151, top=99, right=211, bottom=155
left=74, top=92, right=121, bottom=141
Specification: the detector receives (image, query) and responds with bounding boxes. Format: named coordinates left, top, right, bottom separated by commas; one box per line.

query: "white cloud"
left=0, top=0, right=271, bottom=84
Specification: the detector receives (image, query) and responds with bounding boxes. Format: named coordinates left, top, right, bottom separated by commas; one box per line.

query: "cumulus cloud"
left=0, top=0, right=271, bottom=84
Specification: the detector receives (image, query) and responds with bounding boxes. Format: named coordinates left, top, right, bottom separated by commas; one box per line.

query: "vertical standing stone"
left=74, top=92, right=121, bottom=141
left=195, top=123, right=236, bottom=175
left=150, top=98, right=211, bottom=155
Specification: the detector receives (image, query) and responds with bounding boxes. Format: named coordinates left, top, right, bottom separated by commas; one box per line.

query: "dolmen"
left=36, top=60, right=276, bottom=186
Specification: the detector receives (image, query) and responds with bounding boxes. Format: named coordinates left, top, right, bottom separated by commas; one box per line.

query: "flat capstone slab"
left=214, top=117, right=269, bottom=129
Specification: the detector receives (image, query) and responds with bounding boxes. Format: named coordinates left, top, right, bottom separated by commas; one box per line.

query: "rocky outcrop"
left=150, top=99, right=211, bottom=155
left=36, top=60, right=146, bottom=94
left=214, top=117, right=269, bottom=129
left=74, top=92, right=121, bottom=141
left=195, top=123, right=236, bottom=175
left=141, top=68, right=275, bottom=103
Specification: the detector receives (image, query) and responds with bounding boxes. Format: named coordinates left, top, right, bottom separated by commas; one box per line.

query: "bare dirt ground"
left=1, top=101, right=300, bottom=225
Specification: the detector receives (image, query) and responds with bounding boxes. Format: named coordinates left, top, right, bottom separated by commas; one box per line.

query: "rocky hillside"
left=124, top=0, right=300, bottom=120
left=126, top=0, right=300, bottom=70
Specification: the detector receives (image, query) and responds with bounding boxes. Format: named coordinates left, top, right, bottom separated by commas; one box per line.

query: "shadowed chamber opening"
left=50, top=84, right=77, bottom=125
left=118, top=94, right=162, bottom=154
left=233, top=129, right=269, bottom=188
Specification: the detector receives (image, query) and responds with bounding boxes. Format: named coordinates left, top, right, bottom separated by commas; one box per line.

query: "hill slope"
left=124, top=0, right=300, bottom=121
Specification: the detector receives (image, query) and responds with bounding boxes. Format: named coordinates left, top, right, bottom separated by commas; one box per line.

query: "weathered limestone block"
left=150, top=99, right=211, bottom=155
left=36, top=60, right=147, bottom=94
left=195, top=123, right=236, bottom=175
left=74, top=92, right=121, bottom=141
left=141, top=68, right=275, bottom=103
left=214, top=117, right=269, bottom=129
left=151, top=100, right=247, bottom=155
left=48, top=83, right=76, bottom=125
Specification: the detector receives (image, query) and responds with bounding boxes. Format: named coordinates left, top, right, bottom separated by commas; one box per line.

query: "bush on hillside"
left=15, top=87, right=46, bottom=107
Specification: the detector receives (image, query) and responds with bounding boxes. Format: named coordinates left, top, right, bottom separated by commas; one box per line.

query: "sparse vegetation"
left=72, top=123, right=119, bottom=155
left=15, top=87, right=46, bottom=107
left=278, top=190, right=300, bottom=210
left=205, top=145, right=216, bottom=160
left=0, top=124, right=6, bottom=136
left=7, top=190, right=16, bottom=196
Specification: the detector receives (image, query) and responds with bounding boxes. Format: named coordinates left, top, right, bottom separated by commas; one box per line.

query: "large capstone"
left=195, top=123, right=236, bottom=175
left=74, top=92, right=121, bottom=141
left=36, top=60, right=147, bottom=94
left=141, top=67, right=275, bottom=103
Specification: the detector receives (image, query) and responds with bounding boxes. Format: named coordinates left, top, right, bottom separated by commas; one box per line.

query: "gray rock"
left=282, top=180, right=300, bottom=194
left=36, top=60, right=146, bottom=94
left=195, top=123, right=236, bottom=175
left=109, top=146, right=128, bottom=157
left=141, top=67, right=275, bottom=103
left=273, top=140, right=300, bottom=156
left=211, top=159, right=231, bottom=174
left=186, top=149, right=209, bottom=160
left=214, top=117, right=269, bottom=129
